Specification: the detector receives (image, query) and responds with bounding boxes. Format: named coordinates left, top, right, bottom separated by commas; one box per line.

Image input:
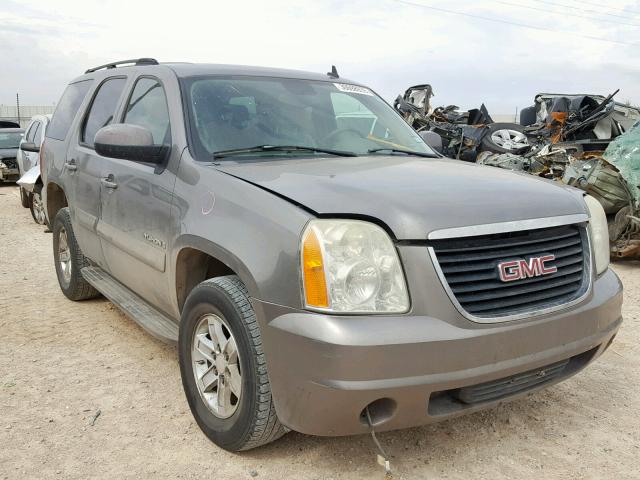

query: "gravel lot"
left=1, top=183, right=639, bottom=480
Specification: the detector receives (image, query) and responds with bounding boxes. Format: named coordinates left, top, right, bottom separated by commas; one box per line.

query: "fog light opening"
left=359, top=398, right=397, bottom=427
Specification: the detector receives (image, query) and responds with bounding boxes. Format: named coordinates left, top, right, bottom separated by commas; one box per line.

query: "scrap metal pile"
left=394, top=84, right=498, bottom=162
left=395, top=86, right=640, bottom=258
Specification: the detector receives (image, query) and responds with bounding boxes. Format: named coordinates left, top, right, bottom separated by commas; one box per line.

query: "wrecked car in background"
left=0, top=128, right=24, bottom=183
left=16, top=114, right=51, bottom=225
left=396, top=85, right=640, bottom=258
left=394, top=84, right=525, bottom=161
left=476, top=91, right=639, bottom=176
left=520, top=92, right=639, bottom=140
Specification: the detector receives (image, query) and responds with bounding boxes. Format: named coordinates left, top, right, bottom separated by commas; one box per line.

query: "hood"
left=215, top=156, right=587, bottom=240
left=0, top=148, right=18, bottom=159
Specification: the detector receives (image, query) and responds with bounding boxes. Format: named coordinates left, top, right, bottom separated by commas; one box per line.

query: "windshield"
left=0, top=132, right=23, bottom=149
left=182, top=76, right=434, bottom=159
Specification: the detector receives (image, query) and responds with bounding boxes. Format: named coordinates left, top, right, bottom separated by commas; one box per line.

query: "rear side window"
left=47, top=80, right=92, bottom=141
left=123, top=77, right=171, bottom=144
left=82, top=77, right=127, bottom=148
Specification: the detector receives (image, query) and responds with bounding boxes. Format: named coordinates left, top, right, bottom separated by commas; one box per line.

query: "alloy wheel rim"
left=491, top=129, right=529, bottom=150
left=33, top=193, right=46, bottom=224
left=191, top=313, right=242, bottom=419
left=58, top=227, right=72, bottom=285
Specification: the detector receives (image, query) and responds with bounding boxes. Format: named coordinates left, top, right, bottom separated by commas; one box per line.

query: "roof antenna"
left=327, top=65, right=339, bottom=79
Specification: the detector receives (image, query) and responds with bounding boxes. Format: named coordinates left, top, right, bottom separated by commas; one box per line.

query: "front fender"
left=170, top=160, right=313, bottom=316
left=17, top=165, right=41, bottom=193
left=172, top=234, right=261, bottom=300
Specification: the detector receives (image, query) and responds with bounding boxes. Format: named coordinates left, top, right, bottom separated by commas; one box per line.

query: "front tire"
left=179, top=276, right=285, bottom=451
left=52, top=207, right=99, bottom=301
left=29, top=184, right=47, bottom=225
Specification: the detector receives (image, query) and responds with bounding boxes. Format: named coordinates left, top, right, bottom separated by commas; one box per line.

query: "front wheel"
left=178, top=276, right=285, bottom=451
left=29, top=185, right=47, bottom=225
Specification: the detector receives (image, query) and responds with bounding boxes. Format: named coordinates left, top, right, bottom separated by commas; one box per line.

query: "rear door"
left=98, top=75, right=177, bottom=313
left=67, top=76, right=128, bottom=267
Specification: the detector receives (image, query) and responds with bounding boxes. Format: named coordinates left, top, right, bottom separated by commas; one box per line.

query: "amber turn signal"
left=302, top=227, right=329, bottom=308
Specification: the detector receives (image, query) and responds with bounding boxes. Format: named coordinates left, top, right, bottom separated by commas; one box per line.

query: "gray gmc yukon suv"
left=42, top=58, right=623, bottom=451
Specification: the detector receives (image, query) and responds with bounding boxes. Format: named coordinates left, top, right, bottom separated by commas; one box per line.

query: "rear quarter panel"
left=42, top=81, right=96, bottom=223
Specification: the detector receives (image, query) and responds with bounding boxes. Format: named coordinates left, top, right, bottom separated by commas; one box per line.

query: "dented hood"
left=215, top=156, right=587, bottom=240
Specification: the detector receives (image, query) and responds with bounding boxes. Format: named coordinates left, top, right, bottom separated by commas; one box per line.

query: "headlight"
left=301, top=219, right=409, bottom=313
left=584, top=195, right=609, bottom=275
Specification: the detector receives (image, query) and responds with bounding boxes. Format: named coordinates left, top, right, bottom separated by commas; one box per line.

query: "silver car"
left=42, top=59, right=623, bottom=452
left=17, top=114, right=51, bottom=224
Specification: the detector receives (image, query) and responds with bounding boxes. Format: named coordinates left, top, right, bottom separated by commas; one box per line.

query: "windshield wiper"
left=367, top=148, right=438, bottom=158
left=213, top=145, right=358, bottom=159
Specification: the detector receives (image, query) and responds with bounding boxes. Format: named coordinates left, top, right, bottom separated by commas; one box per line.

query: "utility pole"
left=16, top=93, right=21, bottom=127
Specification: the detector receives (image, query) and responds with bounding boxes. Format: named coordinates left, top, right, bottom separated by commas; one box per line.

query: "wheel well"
left=175, top=248, right=235, bottom=313
left=46, top=182, right=67, bottom=223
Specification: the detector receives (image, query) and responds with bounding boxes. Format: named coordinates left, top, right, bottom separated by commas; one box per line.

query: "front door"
left=19, top=120, right=40, bottom=174
left=68, top=76, right=128, bottom=268
left=98, top=76, right=176, bottom=314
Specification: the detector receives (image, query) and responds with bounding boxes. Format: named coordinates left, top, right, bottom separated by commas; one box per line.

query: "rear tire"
left=52, top=207, right=99, bottom=301
left=179, top=276, right=285, bottom=451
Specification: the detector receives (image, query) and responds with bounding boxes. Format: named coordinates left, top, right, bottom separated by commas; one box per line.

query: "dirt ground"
left=1, top=183, right=639, bottom=480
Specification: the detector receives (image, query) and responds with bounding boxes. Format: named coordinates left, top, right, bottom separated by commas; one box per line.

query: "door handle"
left=101, top=176, right=118, bottom=189
left=65, top=160, right=77, bottom=172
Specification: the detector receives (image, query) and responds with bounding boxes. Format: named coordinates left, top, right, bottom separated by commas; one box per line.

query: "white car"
left=17, top=114, right=51, bottom=225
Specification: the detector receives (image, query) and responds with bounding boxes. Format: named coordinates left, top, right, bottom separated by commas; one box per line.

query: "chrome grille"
left=430, top=224, right=590, bottom=319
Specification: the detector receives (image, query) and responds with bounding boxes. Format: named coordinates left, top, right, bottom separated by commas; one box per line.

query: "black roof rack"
left=85, top=58, right=159, bottom=74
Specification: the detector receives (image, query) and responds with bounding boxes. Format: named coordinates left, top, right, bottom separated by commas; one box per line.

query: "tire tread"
left=53, top=208, right=99, bottom=301
left=197, top=276, right=285, bottom=450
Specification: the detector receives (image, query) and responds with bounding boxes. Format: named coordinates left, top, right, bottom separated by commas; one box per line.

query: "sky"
left=1, top=0, right=640, bottom=114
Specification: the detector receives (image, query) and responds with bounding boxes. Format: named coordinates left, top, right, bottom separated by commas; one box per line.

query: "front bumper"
left=0, top=166, right=19, bottom=182
left=253, top=267, right=623, bottom=436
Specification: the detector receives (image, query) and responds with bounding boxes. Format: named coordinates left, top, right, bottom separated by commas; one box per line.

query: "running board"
left=81, top=266, right=178, bottom=344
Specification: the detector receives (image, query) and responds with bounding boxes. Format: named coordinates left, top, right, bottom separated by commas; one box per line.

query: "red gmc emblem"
left=497, top=255, right=557, bottom=282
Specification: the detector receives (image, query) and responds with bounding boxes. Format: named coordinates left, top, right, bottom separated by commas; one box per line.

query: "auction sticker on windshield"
left=333, top=83, right=373, bottom=96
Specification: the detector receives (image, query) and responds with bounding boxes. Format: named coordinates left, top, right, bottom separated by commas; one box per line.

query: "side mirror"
left=418, top=130, right=443, bottom=154
left=21, top=142, right=40, bottom=153
left=94, top=124, right=168, bottom=164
